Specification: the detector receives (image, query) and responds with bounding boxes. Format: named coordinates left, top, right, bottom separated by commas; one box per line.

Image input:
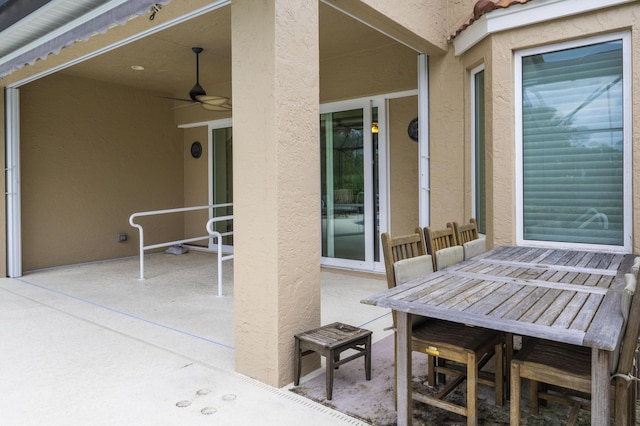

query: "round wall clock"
left=191, top=141, right=202, bottom=158
left=407, top=117, right=419, bottom=142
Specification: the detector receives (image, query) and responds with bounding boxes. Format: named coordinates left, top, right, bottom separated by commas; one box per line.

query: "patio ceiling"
left=9, top=2, right=401, bottom=102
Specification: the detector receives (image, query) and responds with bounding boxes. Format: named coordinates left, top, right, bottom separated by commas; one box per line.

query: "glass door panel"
left=321, top=109, right=365, bottom=261
left=211, top=126, right=233, bottom=247
left=372, top=107, right=380, bottom=263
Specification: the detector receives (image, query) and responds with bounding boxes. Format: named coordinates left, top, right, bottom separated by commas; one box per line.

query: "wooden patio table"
left=362, top=245, right=635, bottom=426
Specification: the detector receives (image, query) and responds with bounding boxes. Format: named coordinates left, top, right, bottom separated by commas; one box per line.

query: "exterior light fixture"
left=371, top=122, right=379, bottom=134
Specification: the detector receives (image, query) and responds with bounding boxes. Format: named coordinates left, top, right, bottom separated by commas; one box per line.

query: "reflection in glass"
left=521, top=40, right=623, bottom=245
left=320, top=109, right=365, bottom=261
left=212, top=127, right=233, bottom=246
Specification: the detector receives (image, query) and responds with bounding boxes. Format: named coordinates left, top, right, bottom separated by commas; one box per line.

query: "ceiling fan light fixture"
left=189, top=82, right=206, bottom=101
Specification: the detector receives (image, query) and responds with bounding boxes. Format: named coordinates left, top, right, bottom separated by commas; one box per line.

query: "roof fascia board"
left=453, top=0, right=635, bottom=56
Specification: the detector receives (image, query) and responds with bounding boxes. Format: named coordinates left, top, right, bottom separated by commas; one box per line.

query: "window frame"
left=514, top=32, right=632, bottom=252
left=471, top=64, right=485, bottom=235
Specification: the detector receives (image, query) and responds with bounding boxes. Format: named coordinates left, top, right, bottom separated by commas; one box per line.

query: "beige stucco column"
left=231, top=0, right=320, bottom=387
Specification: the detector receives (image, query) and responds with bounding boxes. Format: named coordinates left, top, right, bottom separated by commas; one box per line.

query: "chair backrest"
left=381, top=231, right=433, bottom=328
left=451, top=218, right=479, bottom=245
left=394, top=255, right=434, bottom=286
left=334, top=188, right=353, bottom=203
left=423, top=224, right=459, bottom=270
left=615, top=266, right=640, bottom=376
left=381, top=231, right=427, bottom=290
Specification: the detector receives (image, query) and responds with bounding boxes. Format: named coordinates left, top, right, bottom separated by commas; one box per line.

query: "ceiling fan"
left=165, top=47, right=231, bottom=111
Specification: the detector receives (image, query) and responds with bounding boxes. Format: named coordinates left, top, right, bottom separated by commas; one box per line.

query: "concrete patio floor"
left=4, top=250, right=627, bottom=425
left=0, top=250, right=393, bottom=425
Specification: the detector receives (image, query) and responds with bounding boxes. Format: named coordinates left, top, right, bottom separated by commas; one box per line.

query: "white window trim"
left=514, top=32, right=632, bottom=252
left=453, top=0, right=635, bottom=56
left=470, top=64, right=484, bottom=224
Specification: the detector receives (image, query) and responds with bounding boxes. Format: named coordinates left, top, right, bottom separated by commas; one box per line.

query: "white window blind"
left=521, top=39, right=624, bottom=246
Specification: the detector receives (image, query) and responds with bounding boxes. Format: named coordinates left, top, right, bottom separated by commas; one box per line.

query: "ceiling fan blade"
left=172, top=102, right=198, bottom=110
left=158, top=96, right=194, bottom=103
left=200, top=102, right=232, bottom=111
left=196, top=95, right=230, bottom=106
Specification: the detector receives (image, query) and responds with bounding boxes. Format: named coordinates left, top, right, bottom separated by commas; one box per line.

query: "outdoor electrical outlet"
left=118, top=233, right=128, bottom=242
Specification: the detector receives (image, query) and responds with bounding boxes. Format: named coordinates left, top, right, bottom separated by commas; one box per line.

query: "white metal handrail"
left=129, top=203, right=233, bottom=282
left=206, top=217, right=234, bottom=297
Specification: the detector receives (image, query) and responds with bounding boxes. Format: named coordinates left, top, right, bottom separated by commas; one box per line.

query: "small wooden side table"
left=294, top=322, right=372, bottom=400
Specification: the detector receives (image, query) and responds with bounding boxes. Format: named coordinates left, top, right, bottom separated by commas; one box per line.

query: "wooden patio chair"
left=381, top=231, right=504, bottom=425
left=452, top=218, right=479, bottom=244
left=450, top=218, right=486, bottom=260
left=510, top=268, right=640, bottom=426
left=422, top=224, right=463, bottom=271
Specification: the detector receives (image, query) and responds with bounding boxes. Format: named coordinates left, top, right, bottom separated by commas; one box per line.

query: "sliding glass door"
left=320, top=101, right=383, bottom=270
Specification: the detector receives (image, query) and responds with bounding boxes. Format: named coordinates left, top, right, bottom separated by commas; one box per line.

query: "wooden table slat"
left=467, top=283, right=520, bottom=315
left=502, top=286, right=550, bottom=321
left=518, top=288, right=563, bottom=323
left=534, top=290, right=578, bottom=326
left=570, top=293, right=605, bottom=333
left=419, top=277, right=479, bottom=307
left=439, top=280, right=504, bottom=312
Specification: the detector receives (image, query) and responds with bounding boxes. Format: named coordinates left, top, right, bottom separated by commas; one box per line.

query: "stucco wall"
left=389, top=96, right=420, bottom=235
left=428, top=48, right=467, bottom=229
left=329, top=0, right=448, bottom=54
left=183, top=126, right=210, bottom=242
left=447, top=0, right=478, bottom=34
left=320, top=43, right=417, bottom=103
left=20, top=73, right=183, bottom=270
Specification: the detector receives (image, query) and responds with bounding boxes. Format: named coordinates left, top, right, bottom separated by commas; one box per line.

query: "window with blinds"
left=519, top=38, right=625, bottom=247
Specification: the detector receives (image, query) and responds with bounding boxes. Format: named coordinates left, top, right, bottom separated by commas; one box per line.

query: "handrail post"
left=128, top=216, right=146, bottom=280
left=212, top=231, right=223, bottom=297
left=206, top=218, right=233, bottom=297
left=139, top=227, right=145, bottom=280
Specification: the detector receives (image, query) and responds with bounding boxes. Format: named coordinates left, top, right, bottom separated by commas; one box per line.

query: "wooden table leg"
left=396, top=311, right=412, bottom=426
left=591, top=347, right=610, bottom=426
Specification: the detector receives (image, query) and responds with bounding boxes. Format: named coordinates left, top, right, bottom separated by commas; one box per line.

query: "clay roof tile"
left=450, top=0, right=532, bottom=41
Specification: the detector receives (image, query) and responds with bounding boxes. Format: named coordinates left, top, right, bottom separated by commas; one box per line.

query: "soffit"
left=0, top=0, right=114, bottom=59
left=45, top=3, right=401, bottom=101
left=0, top=0, right=410, bottom=104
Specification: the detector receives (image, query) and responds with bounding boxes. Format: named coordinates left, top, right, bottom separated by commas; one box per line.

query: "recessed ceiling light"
left=131, top=65, right=145, bottom=71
